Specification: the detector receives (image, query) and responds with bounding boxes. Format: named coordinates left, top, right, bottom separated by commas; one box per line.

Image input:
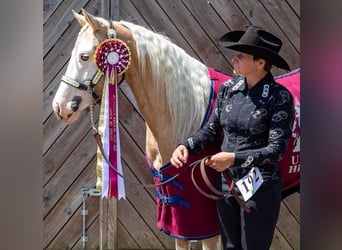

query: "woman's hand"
left=205, top=152, right=235, bottom=172
left=170, top=145, right=189, bottom=168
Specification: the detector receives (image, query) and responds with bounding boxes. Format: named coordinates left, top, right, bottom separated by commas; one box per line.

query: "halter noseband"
left=61, top=72, right=103, bottom=104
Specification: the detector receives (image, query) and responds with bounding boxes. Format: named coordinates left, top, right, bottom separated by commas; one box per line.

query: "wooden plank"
left=276, top=202, right=300, bottom=249
left=228, top=0, right=299, bottom=75
left=260, top=0, right=300, bottom=51
left=43, top=0, right=93, bottom=56
left=43, top=118, right=94, bottom=185
left=120, top=158, right=174, bottom=249
left=99, top=198, right=118, bottom=250
left=286, top=0, right=300, bottom=18
left=43, top=128, right=96, bottom=218
left=99, top=195, right=108, bottom=250
left=181, top=0, right=234, bottom=72
left=43, top=157, right=97, bottom=247
left=110, top=0, right=120, bottom=20
left=43, top=63, right=68, bottom=122
left=47, top=195, right=99, bottom=249
left=156, top=0, right=229, bottom=70
left=117, top=198, right=166, bottom=249
left=119, top=0, right=150, bottom=25
left=73, top=216, right=100, bottom=250
left=271, top=227, right=293, bottom=249
left=101, top=3, right=131, bottom=245
left=129, top=0, right=199, bottom=60
left=72, top=216, right=141, bottom=249
left=43, top=23, right=75, bottom=90
left=210, top=0, right=250, bottom=31
left=43, top=112, right=68, bottom=154
left=107, top=197, right=118, bottom=250
left=283, top=192, right=300, bottom=222
left=43, top=0, right=63, bottom=24
left=117, top=220, right=141, bottom=249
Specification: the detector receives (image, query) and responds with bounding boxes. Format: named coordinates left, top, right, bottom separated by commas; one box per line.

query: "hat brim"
left=219, top=31, right=290, bottom=71
left=219, top=30, right=245, bottom=44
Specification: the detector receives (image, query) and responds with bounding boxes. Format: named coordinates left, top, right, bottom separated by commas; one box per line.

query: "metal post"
left=80, top=187, right=101, bottom=249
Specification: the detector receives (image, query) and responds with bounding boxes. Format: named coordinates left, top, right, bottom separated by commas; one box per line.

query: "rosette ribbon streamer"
left=94, top=28, right=131, bottom=199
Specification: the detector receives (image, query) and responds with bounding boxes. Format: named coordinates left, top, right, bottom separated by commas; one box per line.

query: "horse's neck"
left=126, top=70, right=212, bottom=168
left=119, top=21, right=212, bottom=166
left=125, top=72, right=175, bottom=154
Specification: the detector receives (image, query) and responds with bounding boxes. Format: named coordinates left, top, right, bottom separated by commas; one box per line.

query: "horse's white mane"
left=120, top=21, right=211, bottom=142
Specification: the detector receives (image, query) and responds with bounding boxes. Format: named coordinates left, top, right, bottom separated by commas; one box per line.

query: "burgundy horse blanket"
left=148, top=67, right=300, bottom=240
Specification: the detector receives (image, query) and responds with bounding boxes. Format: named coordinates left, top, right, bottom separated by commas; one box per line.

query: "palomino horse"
left=52, top=9, right=300, bottom=250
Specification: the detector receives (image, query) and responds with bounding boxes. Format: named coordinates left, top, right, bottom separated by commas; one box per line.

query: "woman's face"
left=231, top=52, right=261, bottom=76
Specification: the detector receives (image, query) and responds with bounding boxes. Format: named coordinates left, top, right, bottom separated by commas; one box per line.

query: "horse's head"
left=52, top=9, right=132, bottom=123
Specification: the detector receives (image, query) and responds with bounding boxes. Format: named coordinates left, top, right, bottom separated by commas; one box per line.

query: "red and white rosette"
left=94, top=38, right=131, bottom=78
left=95, top=39, right=131, bottom=199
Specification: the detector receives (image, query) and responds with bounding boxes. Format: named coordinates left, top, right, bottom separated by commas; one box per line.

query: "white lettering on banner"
left=291, top=154, right=300, bottom=165
left=236, top=167, right=263, bottom=202
left=289, top=164, right=300, bottom=173
left=288, top=155, right=300, bottom=173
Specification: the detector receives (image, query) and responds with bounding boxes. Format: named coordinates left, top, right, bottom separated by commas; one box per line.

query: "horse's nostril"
left=71, top=96, right=83, bottom=112
left=70, top=101, right=78, bottom=112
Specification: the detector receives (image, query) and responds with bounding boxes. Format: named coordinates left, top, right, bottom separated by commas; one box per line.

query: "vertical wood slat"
left=99, top=2, right=120, bottom=250
left=100, top=198, right=118, bottom=250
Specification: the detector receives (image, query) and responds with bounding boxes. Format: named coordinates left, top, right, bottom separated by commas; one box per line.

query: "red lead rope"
left=191, top=157, right=251, bottom=213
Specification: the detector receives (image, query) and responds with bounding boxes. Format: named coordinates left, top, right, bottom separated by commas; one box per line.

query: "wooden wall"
left=43, top=0, right=300, bottom=249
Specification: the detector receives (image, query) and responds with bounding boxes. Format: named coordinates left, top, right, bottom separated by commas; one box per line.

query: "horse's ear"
left=72, top=10, right=87, bottom=27
left=81, top=8, right=102, bottom=32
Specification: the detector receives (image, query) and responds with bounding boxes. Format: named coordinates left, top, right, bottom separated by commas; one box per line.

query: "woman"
left=170, top=26, right=295, bottom=249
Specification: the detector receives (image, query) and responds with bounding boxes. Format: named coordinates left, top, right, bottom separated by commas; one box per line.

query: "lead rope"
left=191, top=157, right=251, bottom=213
left=88, top=87, right=98, bottom=133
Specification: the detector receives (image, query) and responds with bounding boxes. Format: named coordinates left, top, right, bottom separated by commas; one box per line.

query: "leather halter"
left=61, top=72, right=103, bottom=104
left=61, top=71, right=126, bottom=104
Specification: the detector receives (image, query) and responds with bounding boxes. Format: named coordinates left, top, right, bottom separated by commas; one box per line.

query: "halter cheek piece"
left=61, top=73, right=103, bottom=104
left=60, top=20, right=126, bottom=105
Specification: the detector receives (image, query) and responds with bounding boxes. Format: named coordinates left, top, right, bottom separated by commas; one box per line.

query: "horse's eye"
left=81, top=54, right=89, bottom=61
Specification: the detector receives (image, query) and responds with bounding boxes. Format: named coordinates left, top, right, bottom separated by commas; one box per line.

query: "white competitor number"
left=236, top=167, right=263, bottom=201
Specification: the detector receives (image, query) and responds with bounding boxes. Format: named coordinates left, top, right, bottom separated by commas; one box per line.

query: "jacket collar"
left=230, top=72, right=275, bottom=93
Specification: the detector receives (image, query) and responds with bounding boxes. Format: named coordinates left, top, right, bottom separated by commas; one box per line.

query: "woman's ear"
left=257, top=59, right=266, bottom=70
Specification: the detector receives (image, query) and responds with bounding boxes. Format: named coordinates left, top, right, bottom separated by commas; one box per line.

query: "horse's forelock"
left=119, top=21, right=211, bottom=142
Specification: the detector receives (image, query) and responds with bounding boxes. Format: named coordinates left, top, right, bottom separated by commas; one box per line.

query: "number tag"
left=235, top=167, right=263, bottom=201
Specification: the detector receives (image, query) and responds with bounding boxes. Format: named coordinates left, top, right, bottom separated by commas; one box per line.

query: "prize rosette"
left=94, top=37, right=130, bottom=199
left=94, top=38, right=131, bottom=76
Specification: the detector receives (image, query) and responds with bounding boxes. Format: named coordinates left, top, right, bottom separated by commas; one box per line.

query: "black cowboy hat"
left=219, top=26, right=290, bottom=70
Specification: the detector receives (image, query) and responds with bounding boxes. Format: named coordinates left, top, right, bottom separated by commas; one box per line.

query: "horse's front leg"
left=201, top=235, right=222, bottom=250
left=175, top=238, right=191, bottom=250
left=145, top=124, right=162, bottom=170
left=176, top=235, right=222, bottom=250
